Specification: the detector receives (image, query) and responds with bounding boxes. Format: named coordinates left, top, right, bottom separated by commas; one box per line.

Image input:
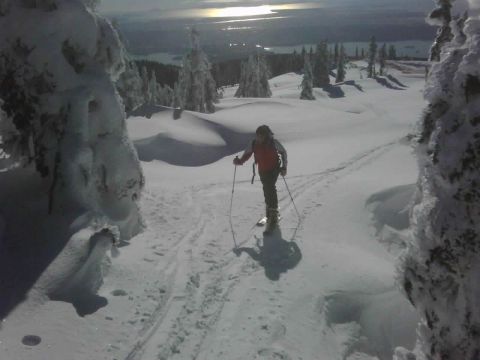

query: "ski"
left=257, top=216, right=267, bottom=226
left=256, top=215, right=282, bottom=226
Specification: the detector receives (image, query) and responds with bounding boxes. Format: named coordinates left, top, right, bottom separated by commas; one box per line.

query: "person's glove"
left=280, top=167, right=287, bottom=176
left=233, top=156, right=242, bottom=165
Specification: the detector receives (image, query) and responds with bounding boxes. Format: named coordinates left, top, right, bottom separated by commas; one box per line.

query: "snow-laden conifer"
left=398, top=8, right=480, bottom=360
left=235, top=61, right=247, bottom=98
left=333, top=43, right=339, bottom=68
left=0, top=0, right=144, bottom=234
left=148, top=70, right=158, bottom=105
left=300, top=55, right=315, bottom=100
left=335, top=45, right=346, bottom=83
left=258, top=53, right=272, bottom=98
left=157, top=84, right=173, bottom=107
left=313, top=41, right=330, bottom=87
left=173, top=27, right=218, bottom=114
left=428, top=0, right=454, bottom=61
left=0, top=98, right=21, bottom=169
left=244, top=55, right=260, bottom=97
left=388, top=44, right=397, bottom=60
left=140, top=65, right=151, bottom=105
left=235, top=54, right=271, bottom=98
left=116, top=59, right=144, bottom=113
left=367, top=36, right=377, bottom=78
left=378, top=43, right=387, bottom=76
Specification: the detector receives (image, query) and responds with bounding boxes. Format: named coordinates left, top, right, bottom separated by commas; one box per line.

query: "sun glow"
left=156, top=3, right=326, bottom=20
left=209, top=5, right=276, bottom=18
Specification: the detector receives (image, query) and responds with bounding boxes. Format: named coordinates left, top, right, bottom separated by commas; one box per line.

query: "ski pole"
left=282, top=175, right=301, bottom=220
left=229, top=163, right=238, bottom=248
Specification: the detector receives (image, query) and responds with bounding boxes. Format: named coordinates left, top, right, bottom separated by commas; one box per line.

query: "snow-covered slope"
left=0, top=62, right=426, bottom=360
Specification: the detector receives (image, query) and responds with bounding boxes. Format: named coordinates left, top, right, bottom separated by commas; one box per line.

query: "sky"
left=99, top=0, right=467, bottom=15
left=99, top=0, right=472, bottom=19
left=99, top=0, right=470, bottom=57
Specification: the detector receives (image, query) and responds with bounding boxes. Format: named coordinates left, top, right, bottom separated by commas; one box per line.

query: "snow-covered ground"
left=0, top=62, right=427, bottom=360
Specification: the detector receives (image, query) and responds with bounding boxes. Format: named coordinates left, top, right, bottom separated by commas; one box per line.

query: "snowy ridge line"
left=214, top=99, right=293, bottom=111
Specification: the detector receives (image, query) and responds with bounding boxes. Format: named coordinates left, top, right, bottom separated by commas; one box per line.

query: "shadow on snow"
left=234, top=226, right=302, bottom=281
left=134, top=113, right=254, bottom=166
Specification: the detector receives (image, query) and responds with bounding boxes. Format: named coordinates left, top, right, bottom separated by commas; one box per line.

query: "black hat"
left=256, top=125, right=273, bottom=137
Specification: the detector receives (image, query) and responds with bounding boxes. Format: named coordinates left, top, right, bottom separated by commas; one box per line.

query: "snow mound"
left=366, top=184, right=415, bottom=254
left=322, top=288, right=418, bottom=360
left=386, top=61, right=429, bottom=75
left=215, top=99, right=293, bottom=111
left=129, top=109, right=253, bottom=166
left=128, top=110, right=225, bottom=146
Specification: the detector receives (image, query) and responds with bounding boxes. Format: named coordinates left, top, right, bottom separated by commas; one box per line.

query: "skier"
left=233, top=125, right=287, bottom=233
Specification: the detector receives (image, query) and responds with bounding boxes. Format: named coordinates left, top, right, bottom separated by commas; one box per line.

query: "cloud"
left=99, top=0, right=326, bottom=15
left=469, top=0, right=480, bottom=9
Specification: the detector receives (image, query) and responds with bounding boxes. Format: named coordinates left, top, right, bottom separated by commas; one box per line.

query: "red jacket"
left=238, top=138, right=287, bottom=172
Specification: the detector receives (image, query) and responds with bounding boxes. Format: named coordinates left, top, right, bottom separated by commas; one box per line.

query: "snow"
left=0, top=61, right=427, bottom=360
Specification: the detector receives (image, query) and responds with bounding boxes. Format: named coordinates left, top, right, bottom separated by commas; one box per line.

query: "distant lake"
left=130, top=40, right=432, bottom=66
left=130, top=52, right=183, bottom=65
left=266, top=40, right=432, bottom=59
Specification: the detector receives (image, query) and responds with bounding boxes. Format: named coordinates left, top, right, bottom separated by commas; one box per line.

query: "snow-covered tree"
left=333, top=42, right=339, bottom=68
left=0, top=98, right=21, bottom=169
left=388, top=44, right=397, bottom=60
left=378, top=43, right=387, bottom=76
left=398, top=8, right=480, bottom=360
left=140, top=65, right=151, bottom=105
left=244, top=55, right=259, bottom=97
left=300, top=55, right=315, bottom=100
left=451, top=11, right=469, bottom=47
left=428, top=0, right=454, bottom=62
left=116, top=59, right=144, bottom=113
left=148, top=70, right=158, bottom=105
left=156, top=84, right=173, bottom=107
left=313, top=41, right=330, bottom=87
left=0, top=0, right=143, bottom=234
left=173, top=27, right=218, bottom=114
left=335, top=45, right=346, bottom=83
left=83, top=0, right=99, bottom=9
left=367, top=36, right=377, bottom=78
left=235, top=54, right=271, bottom=98
left=257, top=53, right=272, bottom=97
left=235, top=61, right=247, bottom=97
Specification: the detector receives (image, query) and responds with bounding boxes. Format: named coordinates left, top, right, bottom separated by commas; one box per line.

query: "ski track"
left=120, top=138, right=402, bottom=360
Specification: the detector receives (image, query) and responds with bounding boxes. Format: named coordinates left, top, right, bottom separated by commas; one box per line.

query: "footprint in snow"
left=111, top=289, right=128, bottom=297
left=256, top=347, right=292, bottom=360
left=22, top=335, right=41, bottom=346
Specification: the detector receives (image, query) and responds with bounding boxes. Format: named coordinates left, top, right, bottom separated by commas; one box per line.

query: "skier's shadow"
left=234, top=227, right=302, bottom=281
